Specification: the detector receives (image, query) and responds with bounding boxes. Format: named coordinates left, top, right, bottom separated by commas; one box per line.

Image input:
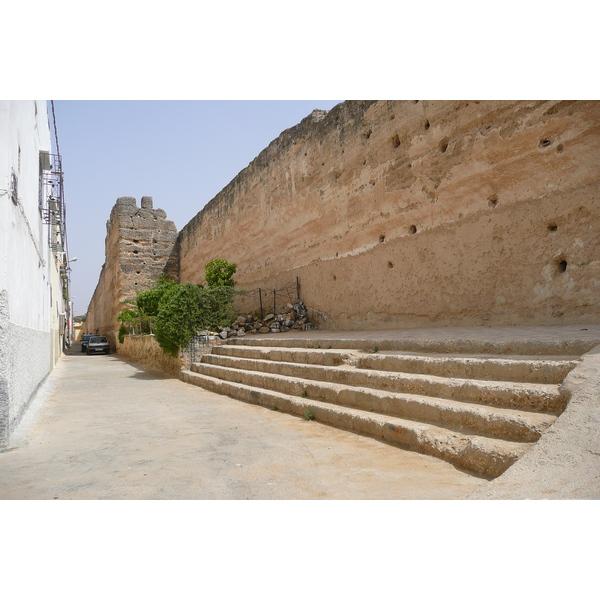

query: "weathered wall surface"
left=86, top=196, right=178, bottom=345
left=118, top=335, right=181, bottom=376
left=177, top=100, right=600, bottom=329
left=0, top=101, right=59, bottom=448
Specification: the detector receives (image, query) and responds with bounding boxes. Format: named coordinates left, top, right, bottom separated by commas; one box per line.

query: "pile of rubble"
left=217, top=300, right=314, bottom=339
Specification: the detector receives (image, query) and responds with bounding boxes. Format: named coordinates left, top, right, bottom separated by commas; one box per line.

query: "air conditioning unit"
left=39, top=151, right=51, bottom=171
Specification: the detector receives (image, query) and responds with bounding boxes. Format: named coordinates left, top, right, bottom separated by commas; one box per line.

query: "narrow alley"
left=0, top=346, right=483, bottom=500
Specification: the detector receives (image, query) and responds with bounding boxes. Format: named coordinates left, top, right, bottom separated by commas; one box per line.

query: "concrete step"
left=226, top=335, right=596, bottom=356
left=215, top=344, right=578, bottom=384
left=180, top=368, right=531, bottom=479
left=202, top=353, right=567, bottom=414
left=355, top=353, right=578, bottom=385
left=190, top=362, right=556, bottom=443
left=213, top=344, right=354, bottom=367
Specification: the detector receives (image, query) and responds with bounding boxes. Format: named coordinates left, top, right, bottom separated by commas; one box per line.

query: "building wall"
left=0, top=100, right=61, bottom=448
left=177, top=100, right=600, bottom=329
left=85, top=196, right=179, bottom=346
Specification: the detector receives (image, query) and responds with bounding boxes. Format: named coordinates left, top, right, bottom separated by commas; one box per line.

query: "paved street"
left=0, top=346, right=483, bottom=500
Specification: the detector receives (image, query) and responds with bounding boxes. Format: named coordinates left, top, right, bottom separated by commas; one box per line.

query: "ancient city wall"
left=178, top=100, right=600, bottom=329
left=86, top=196, right=178, bottom=345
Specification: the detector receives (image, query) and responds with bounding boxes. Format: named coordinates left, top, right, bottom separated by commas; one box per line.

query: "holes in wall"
left=408, top=225, right=417, bottom=234
left=556, top=143, right=564, bottom=153
left=547, top=223, right=558, bottom=232
left=439, top=137, right=449, bottom=153
left=333, top=275, right=337, bottom=281
left=424, top=119, right=430, bottom=130
left=557, top=259, right=568, bottom=273
left=539, top=138, right=552, bottom=148
left=391, top=134, right=401, bottom=149
left=379, top=234, right=386, bottom=243
left=136, top=270, right=141, bottom=275
left=133, top=239, right=139, bottom=243
left=387, top=261, right=394, bottom=269
left=364, top=129, right=372, bottom=140
left=133, top=250, right=139, bottom=254
left=488, top=194, right=499, bottom=208
left=389, top=114, right=395, bottom=120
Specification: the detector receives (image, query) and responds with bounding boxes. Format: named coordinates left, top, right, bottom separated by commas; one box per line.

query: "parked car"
left=81, top=334, right=94, bottom=352
left=86, top=336, right=111, bottom=355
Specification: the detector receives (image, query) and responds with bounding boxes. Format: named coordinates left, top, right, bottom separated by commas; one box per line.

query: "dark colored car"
left=86, top=336, right=111, bottom=355
left=81, top=334, right=94, bottom=352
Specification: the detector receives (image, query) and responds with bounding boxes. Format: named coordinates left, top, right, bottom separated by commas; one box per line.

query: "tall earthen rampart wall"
left=178, top=100, right=600, bottom=329
left=86, top=196, right=178, bottom=345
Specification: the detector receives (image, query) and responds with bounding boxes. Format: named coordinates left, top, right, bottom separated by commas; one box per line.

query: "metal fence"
left=237, top=278, right=301, bottom=319
left=185, top=332, right=214, bottom=364
left=182, top=277, right=333, bottom=364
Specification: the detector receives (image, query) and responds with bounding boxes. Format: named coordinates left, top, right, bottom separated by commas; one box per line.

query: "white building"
left=0, top=100, right=71, bottom=449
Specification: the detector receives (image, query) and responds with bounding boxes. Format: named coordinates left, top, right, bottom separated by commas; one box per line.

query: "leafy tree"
left=117, top=308, right=139, bottom=334
left=201, top=286, right=237, bottom=329
left=153, top=283, right=237, bottom=357
left=123, top=266, right=238, bottom=357
left=136, top=276, right=178, bottom=318
left=205, top=259, right=237, bottom=288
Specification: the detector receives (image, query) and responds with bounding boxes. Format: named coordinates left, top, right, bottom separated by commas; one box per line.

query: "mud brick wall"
left=177, top=100, right=600, bottom=329
left=86, top=196, right=179, bottom=344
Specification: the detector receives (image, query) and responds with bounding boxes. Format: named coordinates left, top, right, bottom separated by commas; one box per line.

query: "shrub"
left=117, top=308, right=138, bottom=334
left=136, top=276, right=177, bottom=318
left=118, top=324, right=128, bottom=344
left=205, top=259, right=237, bottom=288
left=153, top=284, right=237, bottom=357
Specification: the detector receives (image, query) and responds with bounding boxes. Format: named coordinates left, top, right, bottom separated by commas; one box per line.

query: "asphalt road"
left=0, top=346, right=483, bottom=500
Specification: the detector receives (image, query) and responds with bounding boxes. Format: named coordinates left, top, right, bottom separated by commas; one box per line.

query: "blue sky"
left=54, top=100, right=341, bottom=316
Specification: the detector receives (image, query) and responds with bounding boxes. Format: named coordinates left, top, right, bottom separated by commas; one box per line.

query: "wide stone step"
left=191, top=362, right=555, bottom=443
left=180, top=368, right=531, bottom=479
left=201, top=353, right=567, bottom=414
left=213, top=344, right=354, bottom=367
left=215, top=344, right=578, bottom=384
left=226, top=336, right=596, bottom=356
left=355, top=353, right=578, bottom=384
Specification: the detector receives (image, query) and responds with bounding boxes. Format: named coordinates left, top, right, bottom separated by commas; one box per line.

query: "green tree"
left=136, top=276, right=178, bottom=318
left=153, top=283, right=237, bottom=357
left=117, top=308, right=139, bottom=334
left=205, top=259, right=237, bottom=288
